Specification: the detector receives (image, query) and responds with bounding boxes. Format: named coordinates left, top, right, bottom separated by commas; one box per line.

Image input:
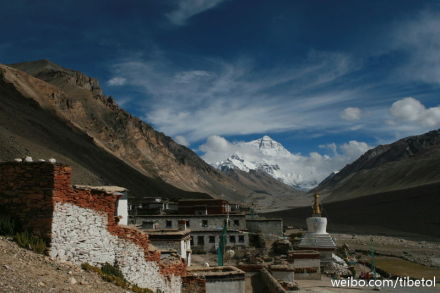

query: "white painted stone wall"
left=117, top=193, right=128, bottom=226
left=50, top=202, right=181, bottom=293
left=205, top=279, right=245, bottom=293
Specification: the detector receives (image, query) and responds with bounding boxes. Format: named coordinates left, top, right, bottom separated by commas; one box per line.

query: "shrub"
left=0, top=214, right=16, bottom=236
left=81, top=263, right=153, bottom=293
left=14, top=231, right=47, bottom=254
left=101, top=262, right=124, bottom=279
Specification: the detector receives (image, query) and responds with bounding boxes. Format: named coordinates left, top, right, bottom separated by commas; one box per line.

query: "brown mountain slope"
left=0, top=64, right=209, bottom=199
left=316, top=129, right=440, bottom=202
left=265, top=130, right=440, bottom=238
left=2, top=60, right=302, bottom=205
left=220, top=168, right=307, bottom=211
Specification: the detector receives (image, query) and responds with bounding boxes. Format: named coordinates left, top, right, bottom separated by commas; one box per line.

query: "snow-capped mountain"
left=213, top=136, right=320, bottom=189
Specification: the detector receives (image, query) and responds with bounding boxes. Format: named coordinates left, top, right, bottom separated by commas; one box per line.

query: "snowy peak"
left=246, top=136, right=292, bottom=157
left=213, top=136, right=315, bottom=189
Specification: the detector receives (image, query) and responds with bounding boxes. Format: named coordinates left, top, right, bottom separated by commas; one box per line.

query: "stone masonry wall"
left=0, top=161, right=186, bottom=293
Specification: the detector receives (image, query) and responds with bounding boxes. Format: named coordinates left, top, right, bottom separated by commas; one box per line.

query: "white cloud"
left=340, top=107, right=362, bottom=121
left=200, top=136, right=371, bottom=187
left=166, top=0, right=226, bottom=26
left=109, top=52, right=359, bottom=143
left=107, top=77, right=126, bottom=86
left=174, top=135, right=189, bottom=146
left=392, top=10, right=440, bottom=85
left=389, top=97, right=440, bottom=128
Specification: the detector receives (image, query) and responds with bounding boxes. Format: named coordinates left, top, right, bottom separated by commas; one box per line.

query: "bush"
left=81, top=263, right=153, bottom=293
left=14, top=231, right=47, bottom=254
left=0, top=215, right=16, bottom=236
left=101, top=262, right=124, bottom=279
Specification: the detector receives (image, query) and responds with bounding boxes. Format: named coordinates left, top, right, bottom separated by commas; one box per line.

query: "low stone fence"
left=260, top=268, right=287, bottom=293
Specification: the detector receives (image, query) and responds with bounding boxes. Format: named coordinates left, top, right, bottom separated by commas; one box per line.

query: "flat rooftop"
left=187, top=266, right=245, bottom=277
left=73, top=185, right=127, bottom=194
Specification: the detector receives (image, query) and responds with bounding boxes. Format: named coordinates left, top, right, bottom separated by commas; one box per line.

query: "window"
left=198, top=236, right=205, bottom=245
left=142, top=221, right=154, bottom=229
left=229, top=235, right=236, bottom=243
left=186, top=220, right=190, bottom=227
left=234, top=220, right=240, bottom=226
left=239, top=235, right=245, bottom=243
left=209, top=236, right=215, bottom=243
left=202, top=220, right=208, bottom=227
left=166, top=220, right=172, bottom=228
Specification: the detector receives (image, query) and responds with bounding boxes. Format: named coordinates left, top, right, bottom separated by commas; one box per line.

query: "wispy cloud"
left=391, top=9, right=440, bottom=85
left=340, top=107, right=362, bottom=121
left=107, top=76, right=127, bottom=86
left=109, top=51, right=362, bottom=143
left=166, top=0, right=226, bottom=26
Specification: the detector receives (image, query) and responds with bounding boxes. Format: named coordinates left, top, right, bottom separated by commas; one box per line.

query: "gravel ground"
left=333, top=233, right=440, bottom=268
left=0, top=236, right=128, bottom=293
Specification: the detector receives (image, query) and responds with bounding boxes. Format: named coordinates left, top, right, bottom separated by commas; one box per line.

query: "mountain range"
left=266, top=129, right=440, bottom=238
left=0, top=60, right=303, bottom=209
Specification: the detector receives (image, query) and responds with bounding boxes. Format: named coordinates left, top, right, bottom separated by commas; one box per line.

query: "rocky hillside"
left=1, top=60, right=300, bottom=206
left=0, top=236, right=127, bottom=293
left=220, top=168, right=307, bottom=211
left=316, top=129, right=440, bottom=202
left=0, top=63, right=209, bottom=199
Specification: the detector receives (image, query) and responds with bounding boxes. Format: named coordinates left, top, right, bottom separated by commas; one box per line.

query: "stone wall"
left=0, top=161, right=186, bottom=293
left=246, top=219, right=283, bottom=239
left=259, top=268, right=287, bottom=293
left=182, top=276, right=206, bottom=293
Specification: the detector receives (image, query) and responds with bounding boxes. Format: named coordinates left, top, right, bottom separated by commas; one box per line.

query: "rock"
left=69, top=277, right=77, bottom=285
left=38, top=281, right=45, bottom=287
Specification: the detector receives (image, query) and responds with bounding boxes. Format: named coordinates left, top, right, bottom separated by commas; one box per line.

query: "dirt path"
left=0, top=236, right=128, bottom=293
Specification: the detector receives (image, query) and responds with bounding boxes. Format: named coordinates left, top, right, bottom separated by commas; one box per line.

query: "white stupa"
left=298, top=194, right=336, bottom=254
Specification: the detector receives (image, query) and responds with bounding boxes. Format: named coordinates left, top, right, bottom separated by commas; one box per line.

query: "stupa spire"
left=312, top=193, right=321, bottom=216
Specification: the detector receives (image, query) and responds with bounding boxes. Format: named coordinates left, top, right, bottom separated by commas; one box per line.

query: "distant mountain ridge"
left=266, top=129, right=440, bottom=238
left=316, top=129, right=440, bottom=202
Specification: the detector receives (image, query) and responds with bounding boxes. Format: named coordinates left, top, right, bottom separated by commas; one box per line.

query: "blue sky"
left=1, top=0, right=440, bottom=166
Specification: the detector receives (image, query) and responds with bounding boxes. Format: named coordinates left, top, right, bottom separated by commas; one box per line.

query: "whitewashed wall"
left=50, top=202, right=181, bottom=293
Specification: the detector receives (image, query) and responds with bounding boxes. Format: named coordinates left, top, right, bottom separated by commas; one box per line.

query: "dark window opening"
left=186, top=220, right=190, bottom=227
left=209, top=236, right=215, bottom=243
left=198, top=236, right=205, bottom=245
left=229, top=235, right=236, bottom=243
left=239, top=235, right=245, bottom=243
left=234, top=220, right=240, bottom=226
left=202, top=220, right=208, bottom=227
left=166, top=220, right=172, bottom=228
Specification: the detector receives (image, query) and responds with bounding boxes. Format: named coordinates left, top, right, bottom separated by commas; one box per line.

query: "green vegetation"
left=0, top=214, right=16, bottom=235
left=14, top=231, right=47, bottom=254
left=81, top=263, right=154, bottom=293
left=0, top=214, right=46, bottom=254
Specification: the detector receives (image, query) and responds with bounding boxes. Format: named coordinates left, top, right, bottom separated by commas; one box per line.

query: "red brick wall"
left=182, top=276, right=206, bottom=293
left=0, top=161, right=186, bottom=277
left=0, top=162, right=57, bottom=239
